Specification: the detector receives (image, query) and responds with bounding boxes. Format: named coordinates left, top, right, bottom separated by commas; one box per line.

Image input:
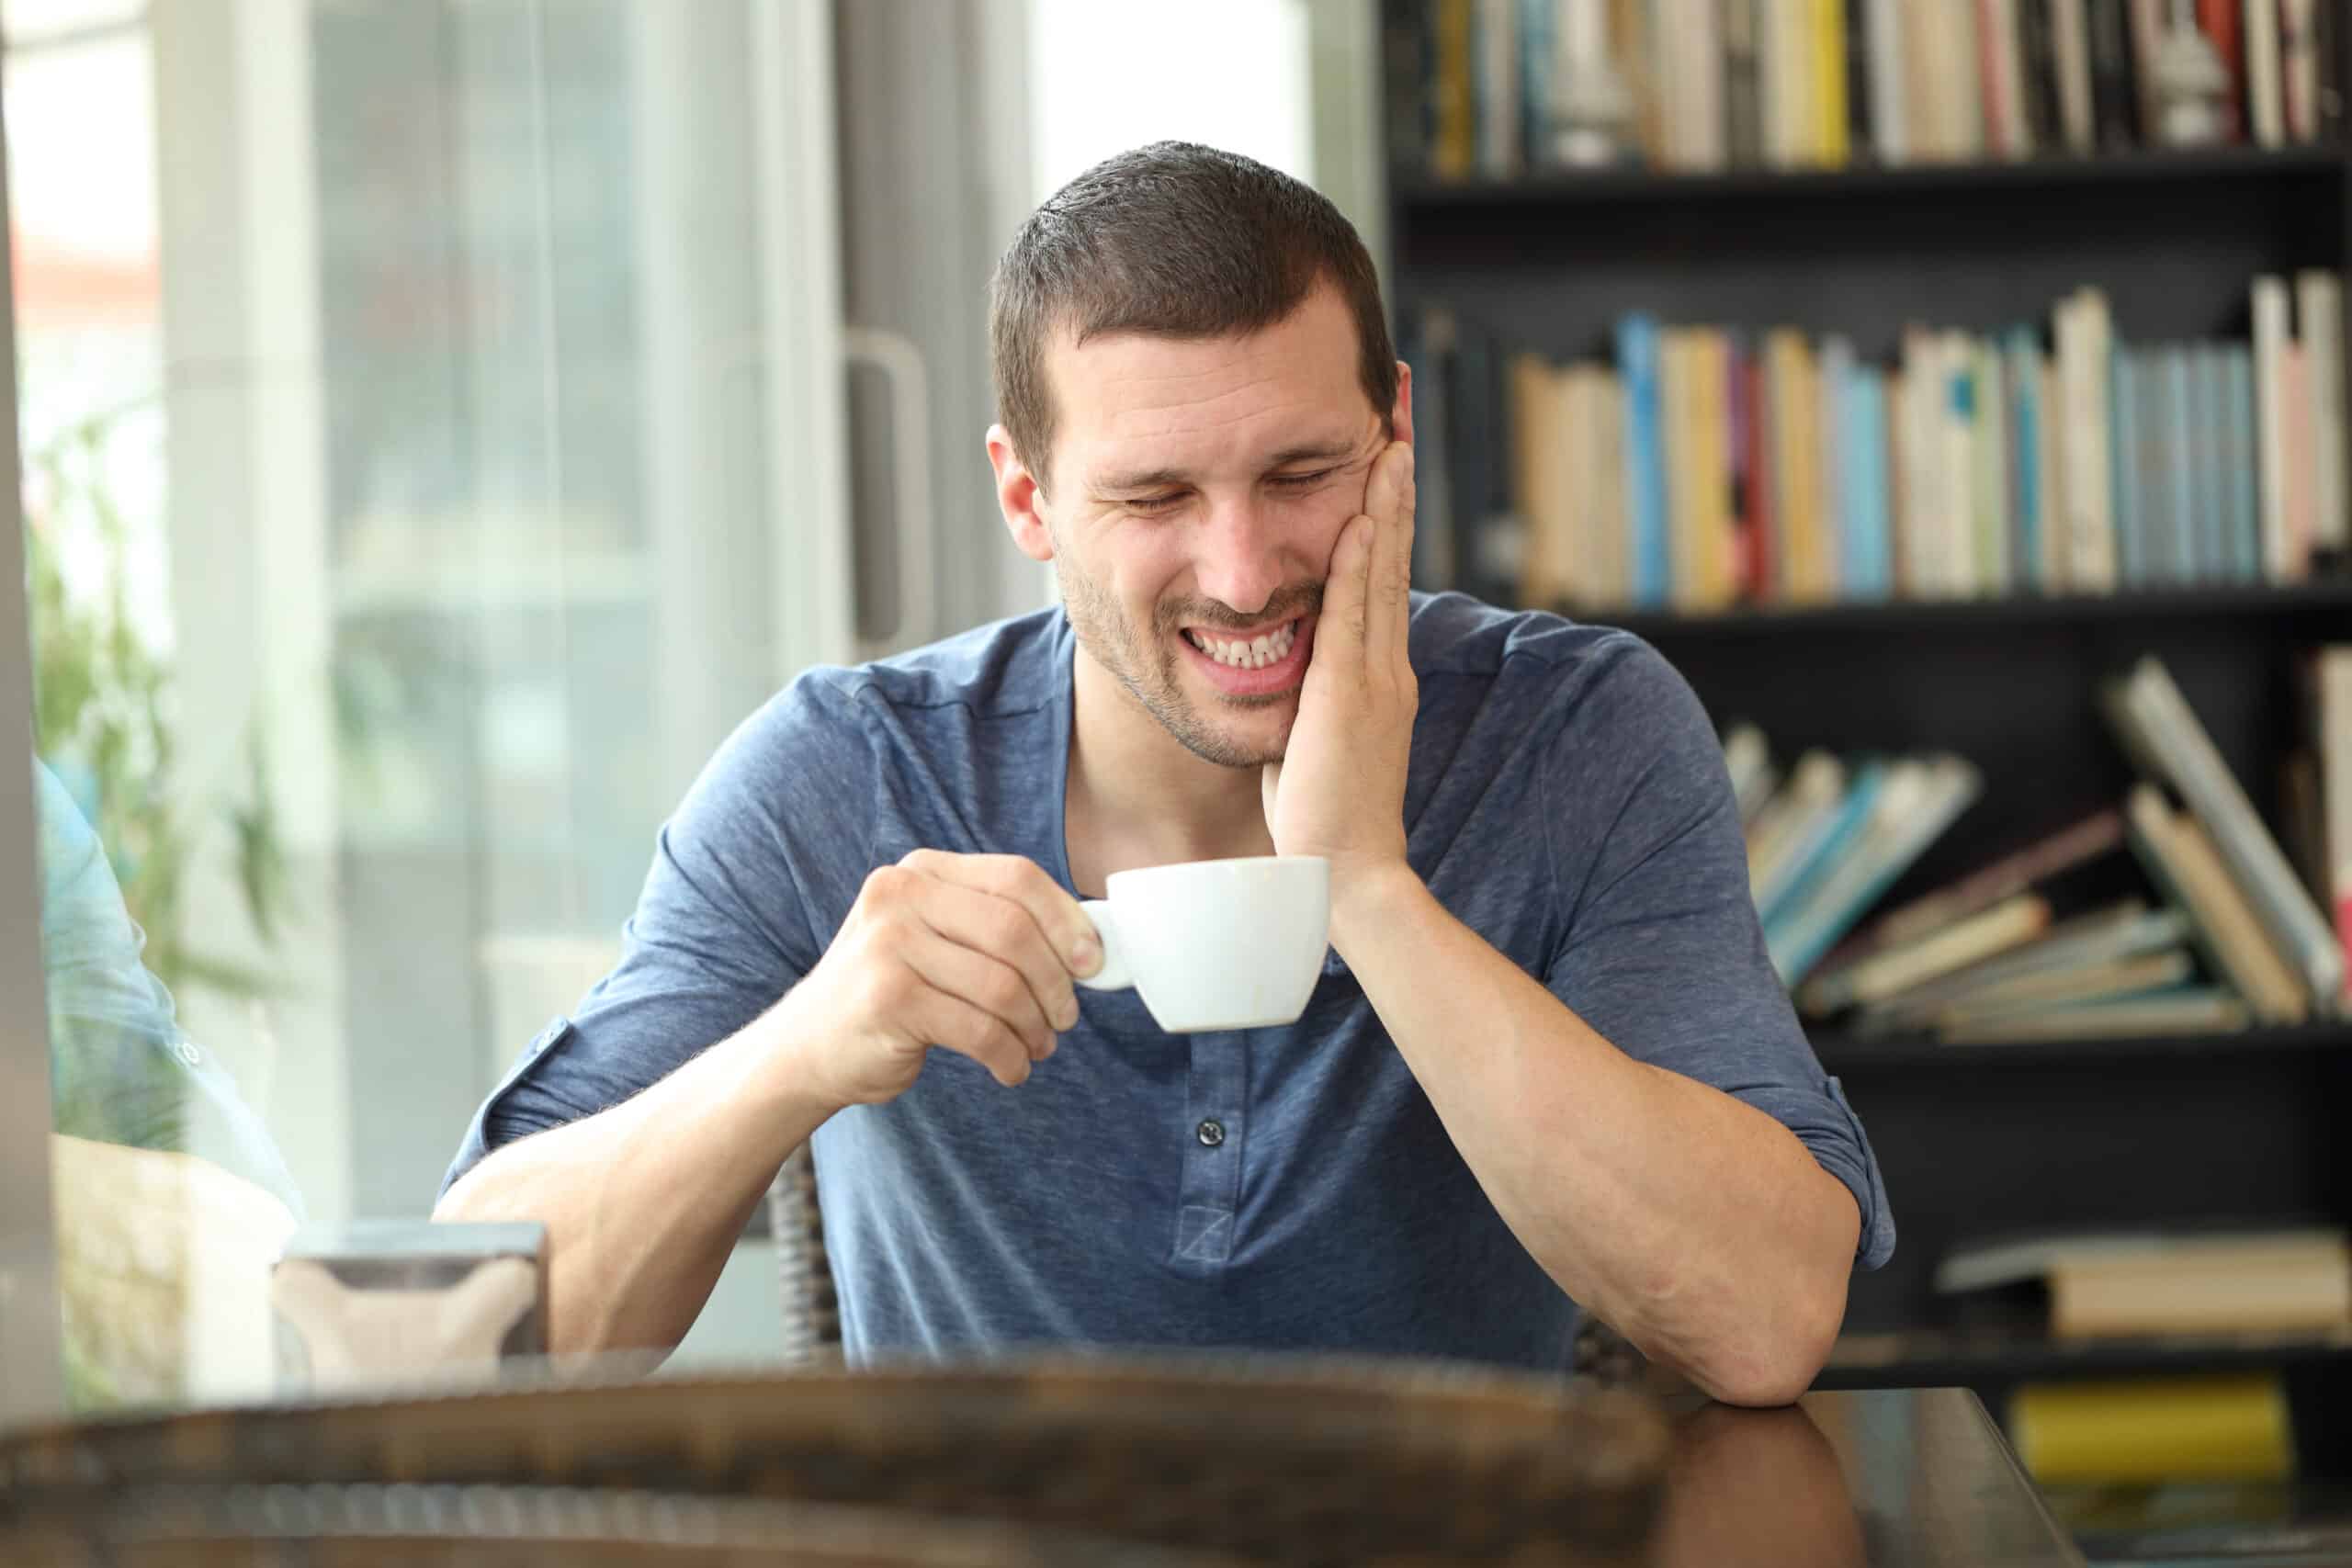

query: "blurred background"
left=2, top=2, right=2349, bottom=1562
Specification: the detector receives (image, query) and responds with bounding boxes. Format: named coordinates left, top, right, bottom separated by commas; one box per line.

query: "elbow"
left=1691, top=1269, right=1849, bottom=1408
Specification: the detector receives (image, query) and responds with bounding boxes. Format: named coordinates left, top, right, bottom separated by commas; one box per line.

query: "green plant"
left=24, top=404, right=291, bottom=1006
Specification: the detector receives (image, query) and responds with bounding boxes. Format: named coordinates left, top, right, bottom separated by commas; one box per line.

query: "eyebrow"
left=1091, top=439, right=1363, bottom=495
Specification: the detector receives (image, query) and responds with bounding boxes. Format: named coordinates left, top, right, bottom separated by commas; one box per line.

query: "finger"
left=1364, top=444, right=1414, bottom=657
left=902, top=850, right=1101, bottom=977
left=906, top=871, right=1083, bottom=1033
left=910, top=986, right=1035, bottom=1088
left=1319, top=513, right=1374, bottom=662
left=900, top=931, right=1058, bottom=1059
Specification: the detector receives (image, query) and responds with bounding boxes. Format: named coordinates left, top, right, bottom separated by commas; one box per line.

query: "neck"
left=1065, top=649, right=1274, bottom=892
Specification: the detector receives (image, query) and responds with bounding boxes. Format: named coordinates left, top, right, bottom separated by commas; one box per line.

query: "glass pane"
left=8, top=0, right=814, bottom=1414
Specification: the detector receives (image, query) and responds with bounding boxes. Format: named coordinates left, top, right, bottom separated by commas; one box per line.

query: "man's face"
left=1001, top=285, right=1401, bottom=769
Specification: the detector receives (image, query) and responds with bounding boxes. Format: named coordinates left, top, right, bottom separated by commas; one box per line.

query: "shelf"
left=1814, top=1023, right=2352, bottom=1072
left=1573, top=577, right=2352, bottom=640
left=1820, top=1323, right=2352, bottom=1387
left=1393, top=144, right=2346, bottom=211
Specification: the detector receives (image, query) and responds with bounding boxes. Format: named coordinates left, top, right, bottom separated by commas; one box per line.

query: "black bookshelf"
left=1394, top=142, right=2345, bottom=211
left=1588, top=578, right=2352, bottom=639
left=1378, top=2, right=2352, bottom=1472
left=1814, top=1021, right=2352, bottom=1072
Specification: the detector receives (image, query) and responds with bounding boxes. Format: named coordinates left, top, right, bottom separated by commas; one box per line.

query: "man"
left=438, top=142, right=1891, bottom=1406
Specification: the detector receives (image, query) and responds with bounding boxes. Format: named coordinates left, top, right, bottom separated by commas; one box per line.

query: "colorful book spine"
left=1617, top=313, right=1670, bottom=607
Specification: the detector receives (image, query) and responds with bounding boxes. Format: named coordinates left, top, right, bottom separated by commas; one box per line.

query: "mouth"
left=1176, top=614, right=1316, bottom=698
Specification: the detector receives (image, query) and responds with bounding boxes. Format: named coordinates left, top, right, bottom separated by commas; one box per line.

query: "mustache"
left=1159, top=582, right=1325, bottom=636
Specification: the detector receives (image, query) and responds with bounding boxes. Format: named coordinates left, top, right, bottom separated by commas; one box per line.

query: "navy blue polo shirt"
left=442, top=593, right=1893, bottom=1371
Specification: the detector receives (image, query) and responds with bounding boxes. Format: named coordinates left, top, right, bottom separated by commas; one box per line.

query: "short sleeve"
left=438, top=672, right=880, bottom=1201
left=1540, top=640, right=1894, bottom=1270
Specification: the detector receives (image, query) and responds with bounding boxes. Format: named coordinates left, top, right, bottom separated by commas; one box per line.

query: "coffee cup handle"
left=1076, top=900, right=1134, bottom=992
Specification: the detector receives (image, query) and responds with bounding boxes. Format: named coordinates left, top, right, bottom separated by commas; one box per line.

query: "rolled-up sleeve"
left=1539, top=640, right=1895, bottom=1270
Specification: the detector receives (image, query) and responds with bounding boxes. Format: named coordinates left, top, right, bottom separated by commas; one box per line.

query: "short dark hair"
left=989, top=141, right=1396, bottom=496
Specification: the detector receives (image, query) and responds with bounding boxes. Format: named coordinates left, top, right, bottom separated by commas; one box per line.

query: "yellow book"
left=1765, top=330, right=1828, bottom=603
left=1433, top=0, right=1476, bottom=180
left=1510, top=354, right=1562, bottom=608
left=1662, top=331, right=1702, bottom=610
left=1813, top=0, right=1849, bottom=167
left=2009, top=1375, right=2295, bottom=1484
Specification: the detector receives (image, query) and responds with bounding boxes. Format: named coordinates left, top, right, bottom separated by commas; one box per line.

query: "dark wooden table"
left=1657, top=1386, right=2084, bottom=1567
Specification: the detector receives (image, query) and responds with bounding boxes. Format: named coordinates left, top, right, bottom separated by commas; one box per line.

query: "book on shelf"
left=2314, top=647, right=2352, bottom=1007
left=1731, top=739, right=1984, bottom=987
left=2105, top=654, right=2346, bottom=1009
left=1848, top=899, right=2196, bottom=1035
left=1938, top=1225, right=2352, bottom=1338
left=1450, top=272, right=2344, bottom=619
left=1751, top=652, right=2346, bottom=1036
left=2009, top=1373, right=2297, bottom=1484
left=1385, top=0, right=2340, bottom=180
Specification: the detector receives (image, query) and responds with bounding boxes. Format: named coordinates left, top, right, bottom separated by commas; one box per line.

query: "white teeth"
left=1191, top=621, right=1295, bottom=669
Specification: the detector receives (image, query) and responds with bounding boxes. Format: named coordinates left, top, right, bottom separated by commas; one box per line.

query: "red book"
left=2197, top=0, right=2245, bottom=138
left=1745, top=351, right=1776, bottom=599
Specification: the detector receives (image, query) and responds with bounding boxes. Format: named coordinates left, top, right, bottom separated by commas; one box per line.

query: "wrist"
left=745, top=992, right=852, bottom=1132
left=1328, top=859, right=1431, bottom=958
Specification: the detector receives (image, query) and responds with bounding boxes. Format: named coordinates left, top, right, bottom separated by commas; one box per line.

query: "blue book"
left=1518, top=0, right=1553, bottom=169
left=1617, top=314, right=1670, bottom=607
left=1769, top=758, right=1985, bottom=985
left=1760, top=762, right=1889, bottom=939
left=2134, top=345, right=2171, bottom=582
left=2191, top=345, right=2229, bottom=582
left=2110, top=347, right=2145, bottom=586
left=1847, top=367, right=1894, bottom=597
left=2163, top=347, right=2198, bottom=582
left=2223, top=344, right=2262, bottom=581
left=2006, top=328, right=2045, bottom=592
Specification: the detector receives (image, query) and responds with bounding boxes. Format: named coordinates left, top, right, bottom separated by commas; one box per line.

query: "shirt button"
left=173, top=1040, right=202, bottom=1068
left=1196, top=1120, right=1226, bottom=1148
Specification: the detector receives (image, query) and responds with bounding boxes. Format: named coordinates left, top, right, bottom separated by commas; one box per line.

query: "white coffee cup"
left=1076, top=855, right=1330, bottom=1032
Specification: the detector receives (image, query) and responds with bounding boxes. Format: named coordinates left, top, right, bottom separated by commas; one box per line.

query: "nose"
left=1191, top=496, right=1288, bottom=618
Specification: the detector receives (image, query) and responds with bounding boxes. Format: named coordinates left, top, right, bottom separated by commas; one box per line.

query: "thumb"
left=1261, top=758, right=1282, bottom=828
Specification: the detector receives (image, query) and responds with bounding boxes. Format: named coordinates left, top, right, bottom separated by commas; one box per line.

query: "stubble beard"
left=1057, top=554, right=1306, bottom=771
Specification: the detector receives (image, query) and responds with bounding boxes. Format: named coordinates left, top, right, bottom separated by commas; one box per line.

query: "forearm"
left=1332, top=872, right=1859, bottom=1405
left=434, top=1005, right=836, bottom=1358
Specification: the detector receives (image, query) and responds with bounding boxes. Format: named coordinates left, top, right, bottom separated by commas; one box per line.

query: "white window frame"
left=0, top=65, right=68, bottom=1431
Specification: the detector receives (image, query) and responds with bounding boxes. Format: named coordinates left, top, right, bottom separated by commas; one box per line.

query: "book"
left=2056, top=289, right=2118, bottom=589
left=2004, top=327, right=2047, bottom=591
left=1937, top=986, right=2248, bottom=1043
left=2252, top=275, right=2295, bottom=582
left=2121, top=783, right=2309, bottom=1024
left=1758, top=759, right=1888, bottom=928
left=2224, top=343, right=2262, bottom=582
left=1768, top=755, right=1984, bottom=984
left=1924, top=948, right=2193, bottom=1032
left=2010, top=1375, right=2296, bottom=1484
left=1814, top=892, right=2054, bottom=1010
left=2107, top=656, right=2346, bottom=1011
left=1723, top=722, right=1780, bottom=824
left=2111, top=344, right=2146, bottom=585
left=2295, top=270, right=2347, bottom=558
left=2281, top=0, right=2320, bottom=142
left=1747, top=749, right=1847, bottom=896
left=1617, top=313, right=1670, bottom=607
left=2246, top=0, right=2285, bottom=147
left=1804, top=806, right=2125, bottom=995
left=1851, top=900, right=2189, bottom=1033
left=2049, top=0, right=2095, bottom=151
left=2317, top=648, right=2352, bottom=1006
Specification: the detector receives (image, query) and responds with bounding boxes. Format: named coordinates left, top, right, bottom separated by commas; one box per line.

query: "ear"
left=988, top=423, right=1057, bottom=565
left=1390, top=360, right=1416, bottom=449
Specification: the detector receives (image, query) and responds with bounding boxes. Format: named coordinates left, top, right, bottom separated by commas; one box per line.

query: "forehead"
left=1046, top=285, right=1374, bottom=486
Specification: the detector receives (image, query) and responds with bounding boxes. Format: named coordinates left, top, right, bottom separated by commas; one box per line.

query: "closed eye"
left=1268, top=468, right=1339, bottom=491
left=1122, top=467, right=1340, bottom=515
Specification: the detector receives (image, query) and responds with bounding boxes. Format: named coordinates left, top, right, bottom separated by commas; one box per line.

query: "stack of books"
left=1403, top=273, right=2350, bottom=615
left=1387, top=0, right=2342, bottom=183
left=1739, top=652, right=2351, bottom=1036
